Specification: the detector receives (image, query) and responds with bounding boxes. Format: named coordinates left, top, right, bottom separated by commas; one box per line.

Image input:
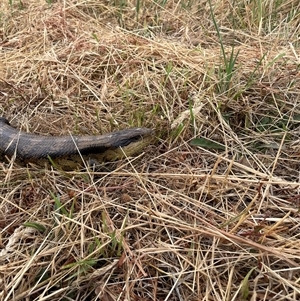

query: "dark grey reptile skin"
left=0, top=117, right=153, bottom=167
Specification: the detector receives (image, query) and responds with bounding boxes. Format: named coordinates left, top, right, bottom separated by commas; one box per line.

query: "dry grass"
left=1, top=0, right=300, bottom=300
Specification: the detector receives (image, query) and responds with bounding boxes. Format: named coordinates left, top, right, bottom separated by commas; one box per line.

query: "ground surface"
left=1, top=0, right=300, bottom=300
